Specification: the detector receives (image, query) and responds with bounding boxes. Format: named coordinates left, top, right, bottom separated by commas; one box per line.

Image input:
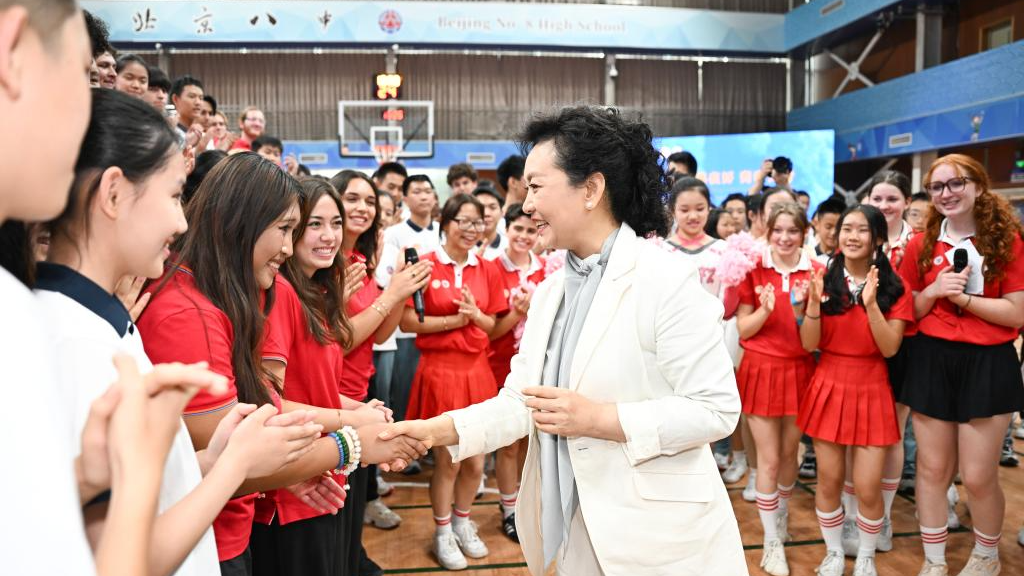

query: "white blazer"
left=447, top=223, right=748, bottom=576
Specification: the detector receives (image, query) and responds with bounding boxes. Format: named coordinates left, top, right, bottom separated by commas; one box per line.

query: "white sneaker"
left=777, top=510, right=791, bottom=543
left=475, top=475, right=486, bottom=500
left=364, top=499, right=402, bottom=529
left=760, top=539, right=789, bottom=576
left=433, top=531, right=468, bottom=570
left=853, top=556, right=878, bottom=576
left=947, top=485, right=961, bottom=529
left=714, top=451, right=730, bottom=470
left=916, top=560, right=949, bottom=576
left=453, top=520, right=489, bottom=559
left=377, top=475, right=394, bottom=497
left=956, top=553, right=1000, bottom=576
left=1014, top=423, right=1024, bottom=440
left=815, top=550, right=845, bottom=576
left=742, top=469, right=757, bottom=502
left=842, top=516, right=859, bottom=557
left=876, top=517, right=893, bottom=552
left=722, top=453, right=748, bottom=484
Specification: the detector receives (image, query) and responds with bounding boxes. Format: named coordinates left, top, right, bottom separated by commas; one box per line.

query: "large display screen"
left=656, top=129, right=835, bottom=209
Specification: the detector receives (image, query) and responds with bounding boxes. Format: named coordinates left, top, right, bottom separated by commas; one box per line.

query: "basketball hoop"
left=373, top=144, right=398, bottom=165
left=338, top=101, right=435, bottom=161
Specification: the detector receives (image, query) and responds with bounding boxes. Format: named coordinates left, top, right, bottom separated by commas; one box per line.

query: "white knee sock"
left=816, top=507, right=845, bottom=554
left=757, top=491, right=780, bottom=541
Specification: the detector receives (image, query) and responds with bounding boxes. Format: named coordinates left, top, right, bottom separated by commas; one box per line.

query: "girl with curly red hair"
left=898, top=154, right=1024, bottom=576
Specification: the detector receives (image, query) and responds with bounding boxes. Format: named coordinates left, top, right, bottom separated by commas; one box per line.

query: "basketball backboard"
left=338, top=100, right=434, bottom=164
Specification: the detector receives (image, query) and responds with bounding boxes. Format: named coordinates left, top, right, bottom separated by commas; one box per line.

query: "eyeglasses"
left=453, top=218, right=486, bottom=232
left=924, top=177, right=971, bottom=196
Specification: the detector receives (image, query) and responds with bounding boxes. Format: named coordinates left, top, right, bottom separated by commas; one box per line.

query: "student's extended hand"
left=285, top=472, right=346, bottom=515
left=356, top=423, right=430, bottom=472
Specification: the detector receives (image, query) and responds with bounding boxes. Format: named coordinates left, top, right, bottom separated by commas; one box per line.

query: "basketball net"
left=373, top=144, right=398, bottom=165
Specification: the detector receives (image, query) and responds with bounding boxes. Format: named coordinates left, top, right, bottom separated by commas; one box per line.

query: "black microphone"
left=953, top=248, right=969, bottom=316
left=405, top=248, right=425, bottom=323
left=953, top=248, right=968, bottom=273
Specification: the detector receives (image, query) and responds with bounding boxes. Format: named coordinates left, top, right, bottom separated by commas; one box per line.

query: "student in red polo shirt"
left=798, top=205, right=913, bottom=576
left=140, top=155, right=427, bottom=576
left=40, top=87, right=325, bottom=576
left=485, top=202, right=545, bottom=543
left=252, top=178, right=426, bottom=576
left=400, top=194, right=508, bottom=571
left=735, top=202, right=822, bottom=576
left=330, top=171, right=434, bottom=575
left=898, top=154, right=1024, bottom=576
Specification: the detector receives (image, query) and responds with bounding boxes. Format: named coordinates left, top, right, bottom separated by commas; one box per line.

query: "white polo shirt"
left=0, top=267, right=95, bottom=575
left=384, top=219, right=441, bottom=339
left=34, top=264, right=219, bottom=576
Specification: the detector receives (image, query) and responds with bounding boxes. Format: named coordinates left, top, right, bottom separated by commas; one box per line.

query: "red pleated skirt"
left=737, top=349, right=814, bottom=417
left=798, top=353, right=900, bottom=446
left=407, top=348, right=498, bottom=420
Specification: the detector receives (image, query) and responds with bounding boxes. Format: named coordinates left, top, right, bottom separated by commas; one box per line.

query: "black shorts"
left=220, top=548, right=252, bottom=576
left=885, top=335, right=914, bottom=402
left=900, top=333, right=1024, bottom=422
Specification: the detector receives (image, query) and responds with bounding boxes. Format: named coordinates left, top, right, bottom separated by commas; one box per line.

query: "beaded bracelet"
left=339, top=425, right=362, bottom=476
left=327, top=431, right=347, bottom=475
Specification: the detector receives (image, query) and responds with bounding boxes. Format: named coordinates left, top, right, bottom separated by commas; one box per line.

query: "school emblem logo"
left=431, top=279, right=441, bottom=290
left=934, top=256, right=945, bottom=265
left=442, top=280, right=451, bottom=289
left=378, top=10, right=402, bottom=34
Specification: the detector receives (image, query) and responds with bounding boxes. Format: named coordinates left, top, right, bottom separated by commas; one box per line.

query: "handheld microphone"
left=405, top=248, right=425, bottom=323
left=953, top=248, right=968, bottom=273
left=953, top=248, right=969, bottom=316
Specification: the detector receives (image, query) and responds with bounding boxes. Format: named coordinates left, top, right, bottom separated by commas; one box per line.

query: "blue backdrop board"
left=656, top=130, right=835, bottom=209
left=284, top=140, right=521, bottom=172
left=81, top=1, right=784, bottom=54
left=286, top=131, right=834, bottom=208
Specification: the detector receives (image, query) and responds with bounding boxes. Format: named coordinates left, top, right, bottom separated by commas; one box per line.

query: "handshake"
left=368, top=418, right=447, bottom=472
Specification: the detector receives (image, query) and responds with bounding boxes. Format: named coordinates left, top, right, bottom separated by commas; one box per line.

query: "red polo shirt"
left=899, top=232, right=1024, bottom=345
left=138, top=266, right=273, bottom=562
left=487, top=252, right=545, bottom=385
left=737, top=253, right=824, bottom=359
left=340, top=251, right=382, bottom=400
left=412, top=249, right=508, bottom=355
left=259, top=274, right=347, bottom=525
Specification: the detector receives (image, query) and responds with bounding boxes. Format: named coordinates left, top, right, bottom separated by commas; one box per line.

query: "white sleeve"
left=616, top=256, right=741, bottom=466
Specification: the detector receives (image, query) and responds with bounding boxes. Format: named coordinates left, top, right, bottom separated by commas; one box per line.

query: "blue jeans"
left=371, top=350, right=395, bottom=405
left=390, top=338, right=420, bottom=422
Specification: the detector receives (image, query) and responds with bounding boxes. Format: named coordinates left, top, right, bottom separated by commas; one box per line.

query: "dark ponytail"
left=822, top=205, right=905, bottom=315
left=517, top=106, right=670, bottom=237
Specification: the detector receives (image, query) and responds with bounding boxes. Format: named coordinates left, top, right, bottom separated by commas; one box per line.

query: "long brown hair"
left=917, top=154, right=1023, bottom=283
left=158, top=153, right=300, bottom=406
left=283, top=178, right=354, bottom=348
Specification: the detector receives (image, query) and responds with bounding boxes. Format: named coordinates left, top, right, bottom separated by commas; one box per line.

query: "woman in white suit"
left=381, top=106, right=747, bottom=575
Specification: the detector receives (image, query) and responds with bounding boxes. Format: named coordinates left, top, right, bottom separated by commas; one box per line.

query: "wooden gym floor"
left=365, top=438, right=1024, bottom=575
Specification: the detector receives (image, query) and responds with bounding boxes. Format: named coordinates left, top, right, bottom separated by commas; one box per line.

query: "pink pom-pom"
left=714, top=232, right=765, bottom=288
left=544, top=250, right=566, bottom=276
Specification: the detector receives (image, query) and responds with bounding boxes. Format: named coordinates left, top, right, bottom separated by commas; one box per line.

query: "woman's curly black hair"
left=822, top=204, right=905, bottom=315
left=516, top=106, right=670, bottom=237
